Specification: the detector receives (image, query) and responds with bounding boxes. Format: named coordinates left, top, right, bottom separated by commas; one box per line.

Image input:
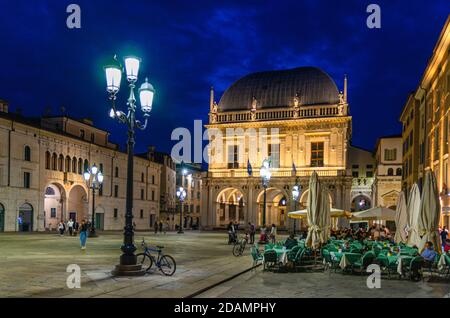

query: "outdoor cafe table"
left=337, top=252, right=362, bottom=270
left=265, top=246, right=291, bottom=265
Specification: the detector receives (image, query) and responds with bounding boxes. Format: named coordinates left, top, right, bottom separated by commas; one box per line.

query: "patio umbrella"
left=288, top=208, right=352, bottom=219
left=351, top=206, right=397, bottom=221
left=305, top=171, right=323, bottom=249
left=418, top=171, right=442, bottom=253
left=406, top=183, right=421, bottom=247
left=394, top=191, right=408, bottom=244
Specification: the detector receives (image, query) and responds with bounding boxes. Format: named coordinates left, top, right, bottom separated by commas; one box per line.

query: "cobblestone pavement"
left=0, top=231, right=256, bottom=298
left=197, top=267, right=450, bottom=298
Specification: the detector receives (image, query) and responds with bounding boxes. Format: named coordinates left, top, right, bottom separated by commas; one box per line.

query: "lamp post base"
left=88, top=229, right=98, bottom=238
left=111, top=264, right=146, bottom=276
left=177, top=230, right=184, bottom=234
left=111, top=254, right=146, bottom=276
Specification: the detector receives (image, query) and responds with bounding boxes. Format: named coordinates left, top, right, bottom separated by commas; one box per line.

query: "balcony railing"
left=213, top=104, right=341, bottom=124
left=209, top=168, right=342, bottom=178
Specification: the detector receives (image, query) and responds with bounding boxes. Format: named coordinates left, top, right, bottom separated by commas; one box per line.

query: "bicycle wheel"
left=232, top=243, right=241, bottom=257
left=136, top=253, right=153, bottom=271
left=159, top=255, right=176, bottom=276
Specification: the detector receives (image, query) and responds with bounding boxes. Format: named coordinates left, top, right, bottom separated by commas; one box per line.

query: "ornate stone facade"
left=201, top=67, right=359, bottom=230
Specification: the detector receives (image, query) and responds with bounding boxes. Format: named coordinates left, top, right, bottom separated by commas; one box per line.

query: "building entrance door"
left=69, top=212, right=77, bottom=222
left=95, top=213, right=104, bottom=230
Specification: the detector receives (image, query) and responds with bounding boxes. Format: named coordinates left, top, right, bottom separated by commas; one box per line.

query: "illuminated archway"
left=215, top=188, right=245, bottom=226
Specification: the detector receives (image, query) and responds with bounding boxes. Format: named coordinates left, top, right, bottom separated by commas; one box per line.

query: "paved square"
left=1, top=231, right=449, bottom=298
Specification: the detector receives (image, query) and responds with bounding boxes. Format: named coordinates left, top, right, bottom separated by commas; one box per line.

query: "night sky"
left=0, top=0, right=449, bottom=158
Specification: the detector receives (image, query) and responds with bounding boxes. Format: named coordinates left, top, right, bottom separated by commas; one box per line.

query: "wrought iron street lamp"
left=83, top=164, right=104, bottom=237
left=260, top=158, right=271, bottom=226
left=176, top=186, right=187, bottom=234
left=104, top=54, right=155, bottom=276
left=291, top=184, right=301, bottom=235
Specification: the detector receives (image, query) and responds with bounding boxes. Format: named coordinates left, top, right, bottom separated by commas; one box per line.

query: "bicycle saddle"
left=156, top=245, right=164, bottom=249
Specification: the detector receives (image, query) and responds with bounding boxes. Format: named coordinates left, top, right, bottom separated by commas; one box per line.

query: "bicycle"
left=136, top=238, right=177, bottom=276
left=232, top=234, right=249, bottom=257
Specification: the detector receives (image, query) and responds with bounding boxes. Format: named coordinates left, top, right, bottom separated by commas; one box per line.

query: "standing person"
left=259, top=224, right=268, bottom=243
left=73, top=220, right=79, bottom=236
left=159, top=221, right=163, bottom=233
left=163, top=220, right=169, bottom=234
left=248, top=222, right=256, bottom=244
left=79, top=219, right=88, bottom=250
left=154, top=221, right=158, bottom=234
left=227, top=222, right=235, bottom=244
left=440, top=226, right=448, bottom=252
left=17, top=215, right=23, bottom=232
left=269, top=224, right=277, bottom=244
left=67, top=219, right=74, bottom=236
left=58, top=220, right=65, bottom=236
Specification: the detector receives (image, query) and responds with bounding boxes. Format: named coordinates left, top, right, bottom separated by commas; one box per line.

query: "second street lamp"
left=105, top=54, right=155, bottom=276
left=260, top=158, right=271, bottom=226
left=291, top=184, right=301, bottom=235
left=176, top=186, right=186, bottom=234
left=83, top=164, right=104, bottom=238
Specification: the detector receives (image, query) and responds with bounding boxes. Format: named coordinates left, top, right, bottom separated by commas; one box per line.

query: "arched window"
left=78, top=158, right=83, bottom=175
left=65, top=156, right=71, bottom=172
left=72, top=157, right=77, bottom=173
left=84, top=159, right=89, bottom=172
left=52, top=153, right=58, bottom=171
left=387, top=168, right=394, bottom=176
left=58, top=155, right=64, bottom=172
left=45, top=151, right=51, bottom=169
left=396, top=168, right=402, bottom=176
left=24, top=146, right=31, bottom=161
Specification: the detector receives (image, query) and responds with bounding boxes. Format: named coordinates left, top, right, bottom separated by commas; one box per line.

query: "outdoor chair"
left=352, top=251, right=376, bottom=275
left=263, top=250, right=278, bottom=271
left=404, top=256, right=424, bottom=281
left=251, top=246, right=264, bottom=268
left=291, top=248, right=306, bottom=272
left=287, top=246, right=301, bottom=262
left=376, top=254, right=398, bottom=279
left=322, top=249, right=339, bottom=274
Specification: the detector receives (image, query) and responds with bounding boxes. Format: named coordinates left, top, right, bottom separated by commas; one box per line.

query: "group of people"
left=329, top=225, right=392, bottom=242
left=153, top=220, right=170, bottom=234
left=57, top=219, right=80, bottom=237
left=226, top=222, right=279, bottom=245
left=57, top=218, right=90, bottom=250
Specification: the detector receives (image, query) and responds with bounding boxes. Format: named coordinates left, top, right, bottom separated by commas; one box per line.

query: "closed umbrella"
left=305, top=171, right=322, bottom=249
left=407, top=183, right=421, bottom=247
left=418, top=171, right=442, bottom=253
left=320, top=187, right=331, bottom=243
left=394, top=191, right=408, bottom=243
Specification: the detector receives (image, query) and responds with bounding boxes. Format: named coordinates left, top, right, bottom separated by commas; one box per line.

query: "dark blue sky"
left=0, top=0, right=448, bottom=156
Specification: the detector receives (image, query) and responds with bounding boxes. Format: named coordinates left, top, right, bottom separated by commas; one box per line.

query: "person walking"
left=163, top=220, right=169, bottom=234
left=79, top=219, right=88, bottom=250
left=440, top=226, right=448, bottom=252
left=269, top=224, right=277, bottom=244
left=67, top=219, right=74, bottom=236
left=58, top=220, right=65, bottom=236
left=154, top=221, right=158, bottom=234
left=248, top=222, right=256, bottom=244
left=73, top=220, right=79, bottom=236
left=159, top=221, right=163, bottom=233
left=227, top=222, right=236, bottom=244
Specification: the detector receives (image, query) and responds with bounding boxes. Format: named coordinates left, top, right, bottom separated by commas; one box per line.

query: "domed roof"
left=218, top=67, right=340, bottom=112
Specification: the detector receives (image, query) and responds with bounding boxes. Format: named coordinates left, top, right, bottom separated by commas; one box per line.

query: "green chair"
left=292, top=248, right=306, bottom=272
left=287, top=246, right=301, bottom=262
left=352, top=251, right=376, bottom=275
left=376, top=254, right=398, bottom=279
left=263, top=250, right=278, bottom=271
left=251, top=246, right=263, bottom=268
left=322, top=249, right=339, bottom=274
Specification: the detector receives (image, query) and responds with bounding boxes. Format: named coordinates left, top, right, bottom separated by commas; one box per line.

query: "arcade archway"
left=351, top=194, right=371, bottom=212
left=18, top=203, right=33, bottom=232
left=68, top=185, right=88, bottom=222
left=256, top=187, right=289, bottom=227
left=44, top=183, right=66, bottom=230
left=216, top=188, right=245, bottom=226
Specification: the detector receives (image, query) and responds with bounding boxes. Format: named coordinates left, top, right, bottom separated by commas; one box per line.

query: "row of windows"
left=226, top=142, right=325, bottom=168
left=45, top=151, right=90, bottom=175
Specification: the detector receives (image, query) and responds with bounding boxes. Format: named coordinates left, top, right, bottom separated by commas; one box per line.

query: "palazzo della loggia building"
left=202, top=66, right=364, bottom=230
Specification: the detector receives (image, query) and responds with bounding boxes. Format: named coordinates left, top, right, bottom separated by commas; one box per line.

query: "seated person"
left=421, top=241, right=437, bottom=262
left=284, top=234, right=298, bottom=249
left=444, top=239, right=450, bottom=253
